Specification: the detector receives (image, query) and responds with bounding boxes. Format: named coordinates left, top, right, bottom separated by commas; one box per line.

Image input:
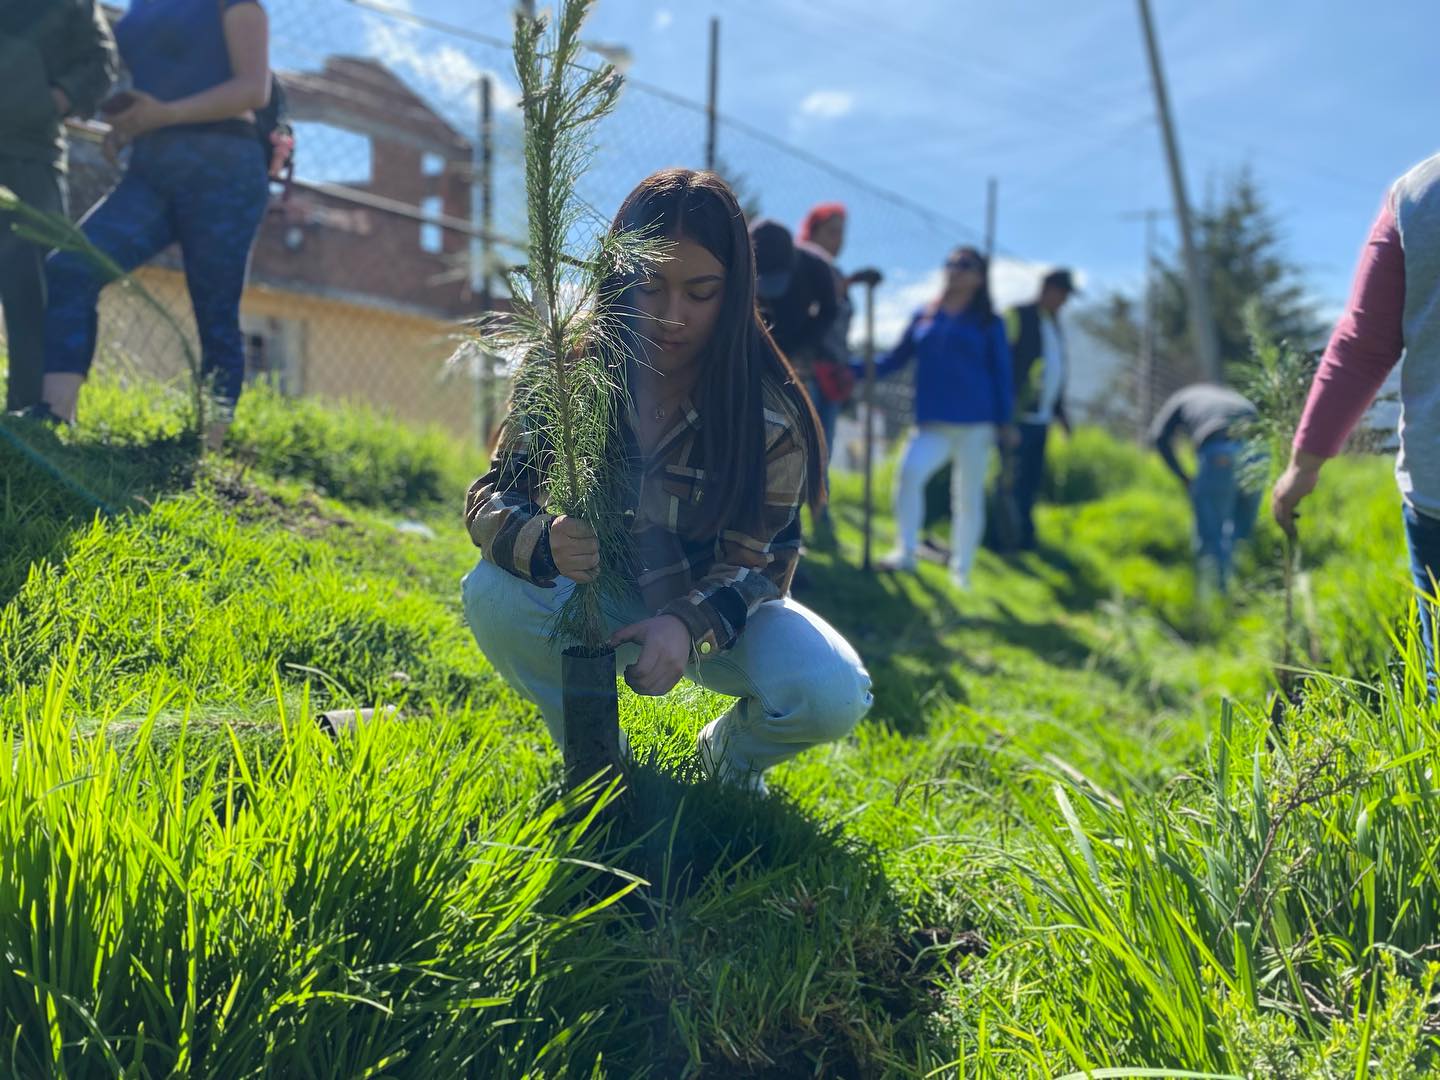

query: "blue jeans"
left=1404, top=502, right=1440, bottom=678
left=45, top=129, right=269, bottom=406
left=461, top=558, right=871, bottom=779
left=1190, top=439, right=1262, bottom=591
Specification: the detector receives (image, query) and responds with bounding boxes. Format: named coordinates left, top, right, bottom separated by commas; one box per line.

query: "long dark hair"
left=607, top=168, right=827, bottom=536
left=935, top=244, right=995, bottom=323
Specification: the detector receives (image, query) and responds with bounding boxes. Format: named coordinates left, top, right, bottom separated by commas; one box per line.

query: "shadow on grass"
left=959, top=596, right=1183, bottom=709
left=1008, top=540, right=1112, bottom=611
left=794, top=552, right=974, bottom=738
left=588, top=760, right=979, bottom=1076
left=0, top=419, right=200, bottom=606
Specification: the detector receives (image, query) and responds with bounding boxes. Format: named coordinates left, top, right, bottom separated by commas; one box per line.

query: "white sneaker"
left=949, top=567, right=970, bottom=590
left=877, top=549, right=917, bottom=573
left=697, top=721, right=770, bottom=797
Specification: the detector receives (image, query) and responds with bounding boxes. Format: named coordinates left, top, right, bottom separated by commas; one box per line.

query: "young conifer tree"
left=478, top=0, right=665, bottom=652
left=1235, top=302, right=1323, bottom=675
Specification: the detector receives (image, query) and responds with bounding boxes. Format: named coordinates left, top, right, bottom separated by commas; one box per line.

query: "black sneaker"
left=7, top=402, right=70, bottom=428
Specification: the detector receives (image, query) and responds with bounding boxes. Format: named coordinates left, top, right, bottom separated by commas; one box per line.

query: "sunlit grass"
left=0, top=361, right=1433, bottom=1076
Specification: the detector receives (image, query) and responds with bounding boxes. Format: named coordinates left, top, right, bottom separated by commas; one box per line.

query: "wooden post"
left=984, top=177, right=997, bottom=260
left=474, top=74, right=495, bottom=449
left=1137, top=0, right=1221, bottom=383
left=705, top=17, right=719, bottom=171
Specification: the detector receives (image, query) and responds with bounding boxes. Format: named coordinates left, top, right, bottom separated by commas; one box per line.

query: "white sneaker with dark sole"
left=696, top=720, right=770, bottom=797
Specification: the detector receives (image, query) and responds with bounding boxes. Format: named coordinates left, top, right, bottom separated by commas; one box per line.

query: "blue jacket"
left=865, top=305, right=1014, bottom=426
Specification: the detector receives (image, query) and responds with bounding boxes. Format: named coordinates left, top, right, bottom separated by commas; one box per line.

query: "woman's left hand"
left=108, top=90, right=173, bottom=142
left=610, top=614, right=692, bottom=696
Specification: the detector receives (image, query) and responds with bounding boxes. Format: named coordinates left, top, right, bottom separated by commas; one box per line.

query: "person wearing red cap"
left=798, top=202, right=858, bottom=547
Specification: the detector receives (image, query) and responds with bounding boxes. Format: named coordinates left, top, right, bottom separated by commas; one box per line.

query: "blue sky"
left=585, top=0, right=1430, bottom=319
left=117, top=0, right=1437, bottom=346
left=316, top=0, right=1432, bottom=340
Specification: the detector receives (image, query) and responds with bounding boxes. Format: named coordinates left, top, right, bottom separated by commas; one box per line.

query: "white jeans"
left=895, top=422, right=995, bottom=576
left=461, top=558, right=872, bottom=779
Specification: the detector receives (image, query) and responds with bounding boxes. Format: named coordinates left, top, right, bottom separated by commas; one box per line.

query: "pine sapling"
left=471, top=0, right=666, bottom=789
left=1234, top=302, right=1323, bottom=697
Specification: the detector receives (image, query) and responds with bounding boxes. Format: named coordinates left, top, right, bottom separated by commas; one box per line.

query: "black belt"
left=162, top=118, right=259, bottom=140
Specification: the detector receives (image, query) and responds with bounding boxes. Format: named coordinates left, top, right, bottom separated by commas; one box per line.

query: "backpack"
left=256, top=73, right=295, bottom=185
left=217, top=2, right=294, bottom=183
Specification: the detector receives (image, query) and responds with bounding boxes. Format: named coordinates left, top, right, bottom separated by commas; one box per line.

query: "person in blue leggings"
left=39, top=0, right=272, bottom=449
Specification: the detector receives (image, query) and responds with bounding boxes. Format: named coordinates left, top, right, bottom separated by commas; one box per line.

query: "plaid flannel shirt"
left=464, top=380, right=808, bottom=657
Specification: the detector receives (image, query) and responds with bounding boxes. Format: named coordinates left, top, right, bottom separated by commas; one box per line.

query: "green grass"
left=1, top=368, right=1435, bottom=1077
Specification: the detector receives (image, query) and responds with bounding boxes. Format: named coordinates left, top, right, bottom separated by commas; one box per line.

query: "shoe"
left=697, top=720, right=769, bottom=797
left=949, top=568, right=971, bottom=590
left=876, top=549, right=917, bottom=573
left=7, top=402, right=69, bottom=427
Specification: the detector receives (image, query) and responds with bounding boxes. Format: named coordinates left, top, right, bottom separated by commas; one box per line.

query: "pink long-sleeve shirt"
left=1293, top=200, right=1406, bottom=457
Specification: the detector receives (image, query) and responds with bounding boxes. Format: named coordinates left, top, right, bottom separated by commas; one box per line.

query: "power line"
left=346, top=0, right=993, bottom=247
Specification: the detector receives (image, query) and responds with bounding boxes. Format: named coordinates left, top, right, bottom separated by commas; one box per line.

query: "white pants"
left=461, top=558, right=872, bottom=779
left=895, top=422, right=995, bottom=576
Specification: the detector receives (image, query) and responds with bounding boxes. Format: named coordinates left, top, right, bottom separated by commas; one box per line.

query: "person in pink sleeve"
left=1273, top=153, right=1440, bottom=674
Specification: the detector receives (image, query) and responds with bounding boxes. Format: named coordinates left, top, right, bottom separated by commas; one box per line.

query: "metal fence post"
left=474, top=74, right=495, bottom=450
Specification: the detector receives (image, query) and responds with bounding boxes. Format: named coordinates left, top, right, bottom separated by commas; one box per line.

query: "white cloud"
left=652, top=9, right=673, bottom=31
left=797, top=90, right=855, bottom=121
left=362, top=15, right=521, bottom=114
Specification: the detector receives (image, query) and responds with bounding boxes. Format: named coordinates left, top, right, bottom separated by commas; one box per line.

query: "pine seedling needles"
left=1234, top=303, right=1322, bottom=680
left=476, top=1, right=667, bottom=652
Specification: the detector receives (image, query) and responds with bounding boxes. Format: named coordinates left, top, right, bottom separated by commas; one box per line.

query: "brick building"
left=60, top=47, right=502, bottom=444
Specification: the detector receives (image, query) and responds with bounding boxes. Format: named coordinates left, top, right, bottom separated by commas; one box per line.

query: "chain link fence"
left=20, top=0, right=1089, bottom=457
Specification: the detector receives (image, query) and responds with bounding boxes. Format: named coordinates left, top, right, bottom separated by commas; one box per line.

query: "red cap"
left=799, top=202, right=847, bottom=243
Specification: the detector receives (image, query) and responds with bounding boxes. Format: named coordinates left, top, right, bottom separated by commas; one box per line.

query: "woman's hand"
left=549, top=515, right=599, bottom=583
left=108, top=90, right=173, bottom=140
left=998, top=424, right=1022, bottom=450
left=101, top=91, right=174, bottom=163
left=609, top=614, right=692, bottom=696
left=1271, top=454, right=1324, bottom=538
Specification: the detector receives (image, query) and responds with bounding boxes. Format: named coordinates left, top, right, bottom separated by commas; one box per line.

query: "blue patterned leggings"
left=44, top=128, right=268, bottom=406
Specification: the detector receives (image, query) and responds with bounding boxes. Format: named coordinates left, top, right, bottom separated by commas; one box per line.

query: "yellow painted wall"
left=85, top=266, right=482, bottom=442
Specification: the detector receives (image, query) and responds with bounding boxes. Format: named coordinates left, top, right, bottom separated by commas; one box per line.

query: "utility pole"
left=705, top=16, right=719, bottom=171
left=984, top=177, right=997, bottom=260
left=1136, top=0, right=1221, bottom=384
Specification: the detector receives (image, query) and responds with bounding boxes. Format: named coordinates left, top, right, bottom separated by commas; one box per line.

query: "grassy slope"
left=1, top=376, right=1434, bottom=1078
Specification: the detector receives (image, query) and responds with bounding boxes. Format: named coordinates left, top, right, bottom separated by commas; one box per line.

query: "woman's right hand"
left=1271, top=456, right=1323, bottom=538
left=549, top=515, right=600, bottom=582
